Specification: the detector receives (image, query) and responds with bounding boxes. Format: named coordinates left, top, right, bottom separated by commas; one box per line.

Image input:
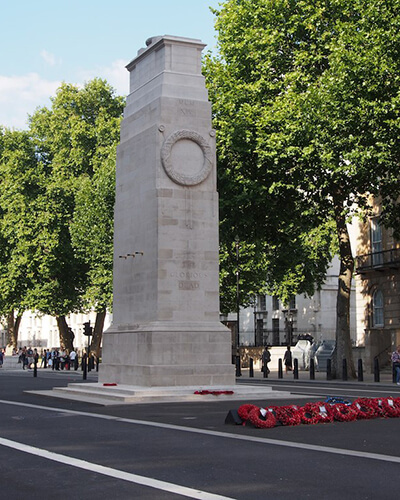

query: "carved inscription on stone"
left=179, top=281, right=200, bottom=290
left=170, top=270, right=207, bottom=291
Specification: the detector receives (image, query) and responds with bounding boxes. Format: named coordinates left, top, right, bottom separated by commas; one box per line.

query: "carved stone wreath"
left=160, top=129, right=213, bottom=186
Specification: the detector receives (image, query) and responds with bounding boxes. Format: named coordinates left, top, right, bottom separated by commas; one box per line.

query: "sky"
left=1, top=0, right=222, bottom=130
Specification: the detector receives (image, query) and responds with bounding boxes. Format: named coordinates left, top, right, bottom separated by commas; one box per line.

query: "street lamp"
left=235, top=236, right=240, bottom=349
left=282, top=309, right=294, bottom=346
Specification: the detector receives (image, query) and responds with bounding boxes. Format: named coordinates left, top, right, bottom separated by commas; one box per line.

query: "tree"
left=27, top=79, right=124, bottom=350
left=0, top=127, right=41, bottom=347
left=70, top=146, right=118, bottom=355
left=205, top=0, right=400, bottom=376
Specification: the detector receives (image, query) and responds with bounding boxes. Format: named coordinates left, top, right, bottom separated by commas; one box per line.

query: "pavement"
left=239, top=365, right=397, bottom=386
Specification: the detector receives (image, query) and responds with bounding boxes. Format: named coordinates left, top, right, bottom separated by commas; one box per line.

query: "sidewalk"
left=238, top=366, right=398, bottom=387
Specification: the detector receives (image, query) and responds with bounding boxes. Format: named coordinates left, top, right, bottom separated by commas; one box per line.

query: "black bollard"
left=235, top=356, right=242, bottom=377
left=278, top=358, right=283, bottom=379
left=249, top=358, right=254, bottom=378
left=33, top=357, right=38, bottom=378
left=96, top=357, right=99, bottom=372
left=374, top=357, right=380, bottom=382
left=83, top=354, right=87, bottom=380
left=358, top=358, right=364, bottom=382
left=310, top=358, right=315, bottom=380
left=293, top=358, right=299, bottom=380
left=342, top=358, right=348, bottom=381
left=393, top=364, right=397, bottom=384
left=326, top=358, right=332, bottom=380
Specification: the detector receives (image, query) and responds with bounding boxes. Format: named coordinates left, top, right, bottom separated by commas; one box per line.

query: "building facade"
left=1, top=311, right=111, bottom=352
left=354, top=206, right=400, bottom=369
left=227, top=255, right=357, bottom=348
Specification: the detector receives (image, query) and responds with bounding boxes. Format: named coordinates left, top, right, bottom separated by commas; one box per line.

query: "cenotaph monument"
left=99, top=35, right=235, bottom=387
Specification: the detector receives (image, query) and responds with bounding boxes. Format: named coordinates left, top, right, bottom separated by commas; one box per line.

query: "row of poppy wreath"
left=237, top=397, right=400, bottom=429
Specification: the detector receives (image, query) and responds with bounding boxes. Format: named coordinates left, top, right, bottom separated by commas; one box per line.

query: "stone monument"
left=99, top=35, right=235, bottom=387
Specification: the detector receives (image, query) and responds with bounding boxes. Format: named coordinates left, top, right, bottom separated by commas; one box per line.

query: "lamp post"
left=235, top=236, right=240, bottom=349
left=283, top=309, right=293, bottom=346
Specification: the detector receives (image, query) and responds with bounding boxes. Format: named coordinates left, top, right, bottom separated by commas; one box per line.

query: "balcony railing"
left=356, top=248, right=400, bottom=274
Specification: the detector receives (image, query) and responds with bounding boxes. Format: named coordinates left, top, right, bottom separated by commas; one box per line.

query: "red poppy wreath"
left=301, top=402, right=333, bottom=424
left=269, top=405, right=302, bottom=426
left=248, top=407, right=277, bottom=429
left=330, top=403, right=359, bottom=422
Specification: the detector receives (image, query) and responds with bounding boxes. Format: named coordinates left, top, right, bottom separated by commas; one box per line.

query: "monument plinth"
left=100, top=36, right=235, bottom=387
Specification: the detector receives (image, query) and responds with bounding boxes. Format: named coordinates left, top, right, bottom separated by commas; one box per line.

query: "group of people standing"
left=18, top=347, right=80, bottom=370
left=41, top=348, right=79, bottom=371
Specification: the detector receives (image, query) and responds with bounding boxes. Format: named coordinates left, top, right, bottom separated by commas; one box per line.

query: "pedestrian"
left=41, top=349, right=47, bottom=368
left=391, top=345, right=400, bottom=385
left=26, top=347, right=34, bottom=369
left=59, top=348, right=66, bottom=370
left=261, top=346, right=271, bottom=377
left=52, top=349, right=60, bottom=370
left=283, top=345, right=293, bottom=374
left=69, top=349, right=77, bottom=370
left=33, top=348, right=39, bottom=367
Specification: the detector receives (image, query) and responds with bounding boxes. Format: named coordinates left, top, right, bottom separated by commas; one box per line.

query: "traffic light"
left=83, top=322, right=92, bottom=336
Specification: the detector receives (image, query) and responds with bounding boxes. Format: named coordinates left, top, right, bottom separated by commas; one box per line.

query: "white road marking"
left=0, top=436, right=235, bottom=500
left=1, top=399, right=400, bottom=464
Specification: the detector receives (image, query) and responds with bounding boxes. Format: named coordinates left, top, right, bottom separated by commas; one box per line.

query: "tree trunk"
left=90, top=310, right=106, bottom=357
left=333, top=207, right=356, bottom=379
left=56, top=315, right=74, bottom=352
left=7, top=310, right=22, bottom=349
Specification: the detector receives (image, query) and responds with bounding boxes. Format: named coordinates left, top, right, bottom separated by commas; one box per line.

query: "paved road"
left=0, top=368, right=399, bottom=499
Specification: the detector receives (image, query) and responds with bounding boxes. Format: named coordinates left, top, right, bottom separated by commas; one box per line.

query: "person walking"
left=391, top=345, right=400, bottom=385
left=283, top=345, right=293, bottom=374
left=261, top=346, right=271, bottom=378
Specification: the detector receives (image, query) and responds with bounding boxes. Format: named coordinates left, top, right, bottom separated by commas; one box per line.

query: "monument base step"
left=26, top=383, right=307, bottom=406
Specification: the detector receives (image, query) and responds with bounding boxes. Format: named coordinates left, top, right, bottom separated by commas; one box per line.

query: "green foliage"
left=0, top=79, right=124, bottom=326
left=206, top=0, right=400, bottom=311
left=26, top=78, right=124, bottom=316
left=0, top=127, right=40, bottom=316
left=70, top=147, right=117, bottom=312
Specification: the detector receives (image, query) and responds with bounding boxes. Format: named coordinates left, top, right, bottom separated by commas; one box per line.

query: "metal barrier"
left=374, top=357, right=380, bottom=382
left=358, top=358, right=364, bottom=382
left=293, top=358, right=299, bottom=379
left=309, top=358, right=315, bottom=380
left=342, top=358, right=348, bottom=381
left=326, top=359, right=332, bottom=380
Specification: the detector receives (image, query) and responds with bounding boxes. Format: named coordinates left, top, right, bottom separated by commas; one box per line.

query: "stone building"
left=227, top=254, right=357, bottom=348
left=354, top=204, right=400, bottom=370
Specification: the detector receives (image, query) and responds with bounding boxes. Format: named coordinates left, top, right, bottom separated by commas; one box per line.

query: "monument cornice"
left=126, top=35, right=206, bottom=72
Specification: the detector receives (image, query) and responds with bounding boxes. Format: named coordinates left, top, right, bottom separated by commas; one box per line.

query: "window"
left=289, top=296, right=296, bottom=310
left=272, top=318, right=280, bottom=345
left=272, top=296, right=279, bottom=310
left=371, top=218, right=383, bottom=266
left=372, top=289, right=384, bottom=327
left=258, top=295, right=266, bottom=311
